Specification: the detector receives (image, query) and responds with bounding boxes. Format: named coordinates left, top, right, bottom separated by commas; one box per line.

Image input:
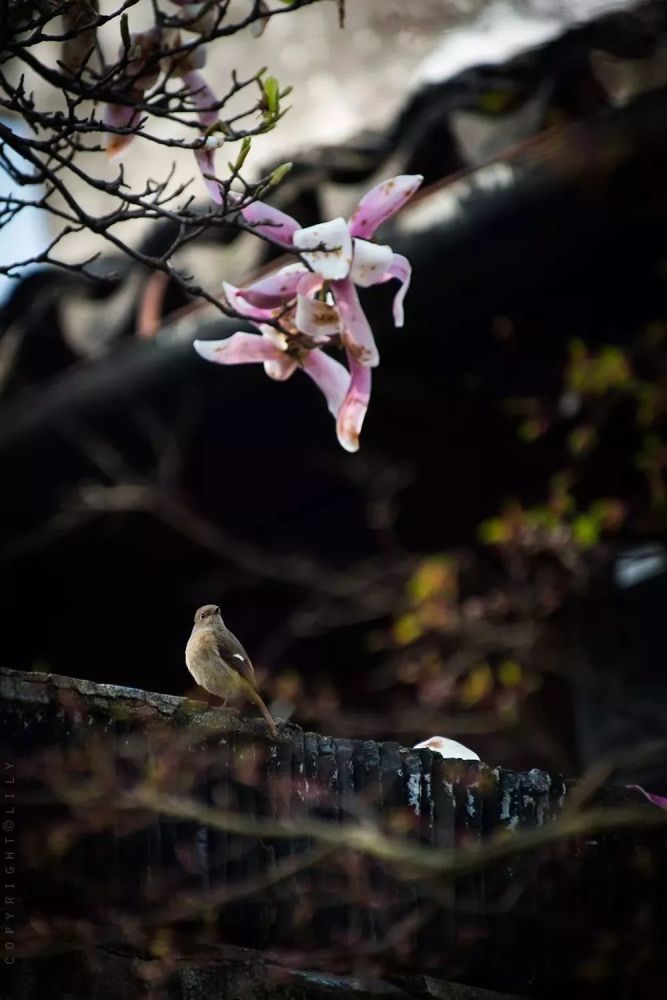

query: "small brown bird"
left=185, top=604, right=278, bottom=736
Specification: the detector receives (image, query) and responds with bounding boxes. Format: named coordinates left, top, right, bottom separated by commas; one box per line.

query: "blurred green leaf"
left=478, top=517, right=511, bottom=545
left=498, top=659, right=522, bottom=687
left=518, top=418, right=542, bottom=442
left=460, top=662, right=493, bottom=706
left=568, top=424, right=596, bottom=456
left=392, top=613, right=422, bottom=646
left=572, top=513, right=599, bottom=548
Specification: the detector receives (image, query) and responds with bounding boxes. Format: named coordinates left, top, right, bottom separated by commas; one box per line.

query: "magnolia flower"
left=222, top=267, right=340, bottom=345
left=103, top=27, right=220, bottom=199
left=195, top=176, right=422, bottom=452
left=222, top=267, right=373, bottom=451
left=413, top=736, right=481, bottom=761
left=236, top=174, right=423, bottom=367
left=104, top=27, right=164, bottom=160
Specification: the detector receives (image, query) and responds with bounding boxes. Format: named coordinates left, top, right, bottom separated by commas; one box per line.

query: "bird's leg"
left=217, top=693, right=240, bottom=717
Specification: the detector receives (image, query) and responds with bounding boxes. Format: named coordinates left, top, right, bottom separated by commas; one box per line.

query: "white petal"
left=349, top=239, right=394, bottom=288
left=293, top=217, right=353, bottom=280
left=261, top=325, right=289, bottom=352
left=202, top=134, right=226, bottom=150
left=259, top=325, right=295, bottom=379
left=263, top=358, right=298, bottom=381
left=413, top=736, right=480, bottom=761
left=295, top=294, right=341, bottom=341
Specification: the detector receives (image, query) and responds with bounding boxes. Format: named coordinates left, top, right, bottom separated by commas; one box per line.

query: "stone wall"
left=1, top=667, right=665, bottom=998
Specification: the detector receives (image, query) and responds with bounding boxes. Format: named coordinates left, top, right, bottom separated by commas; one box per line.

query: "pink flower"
left=236, top=174, right=423, bottom=367
left=194, top=176, right=422, bottom=451
left=222, top=266, right=341, bottom=345
left=103, top=28, right=221, bottom=201
left=103, top=27, right=163, bottom=160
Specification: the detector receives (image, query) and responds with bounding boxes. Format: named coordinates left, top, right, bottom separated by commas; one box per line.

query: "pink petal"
left=336, top=357, right=371, bottom=452
left=330, top=278, right=379, bottom=367
left=302, top=349, right=351, bottom=417
left=223, top=281, right=281, bottom=321
left=182, top=70, right=218, bottom=128
left=627, top=784, right=667, bottom=810
left=240, top=200, right=300, bottom=247
left=293, top=217, right=353, bottom=280
left=104, top=102, right=140, bottom=160
left=194, top=147, right=222, bottom=204
left=376, top=252, right=412, bottom=327
left=237, top=264, right=307, bottom=308
left=296, top=271, right=325, bottom=298
left=348, top=174, right=424, bottom=240
left=193, top=333, right=284, bottom=366
left=181, top=71, right=222, bottom=203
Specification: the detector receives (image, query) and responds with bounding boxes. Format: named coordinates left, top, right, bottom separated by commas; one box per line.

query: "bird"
left=185, top=604, right=278, bottom=736
left=413, top=736, right=480, bottom=761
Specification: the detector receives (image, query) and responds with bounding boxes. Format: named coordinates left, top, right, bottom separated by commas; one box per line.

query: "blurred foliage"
left=371, top=319, right=667, bottom=743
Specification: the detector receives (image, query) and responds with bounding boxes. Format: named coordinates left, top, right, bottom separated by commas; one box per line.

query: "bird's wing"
left=216, top=627, right=257, bottom=689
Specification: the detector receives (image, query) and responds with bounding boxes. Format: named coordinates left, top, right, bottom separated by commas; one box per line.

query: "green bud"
left=262, top=76, right=280, bottom=118
left=268, top=161, right=292, bottom=186
left=232, top=136, right=252, bottom=171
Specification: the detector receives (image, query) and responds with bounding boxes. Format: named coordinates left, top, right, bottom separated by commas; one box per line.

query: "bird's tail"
left=248, top=686, right=278, bottom=737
